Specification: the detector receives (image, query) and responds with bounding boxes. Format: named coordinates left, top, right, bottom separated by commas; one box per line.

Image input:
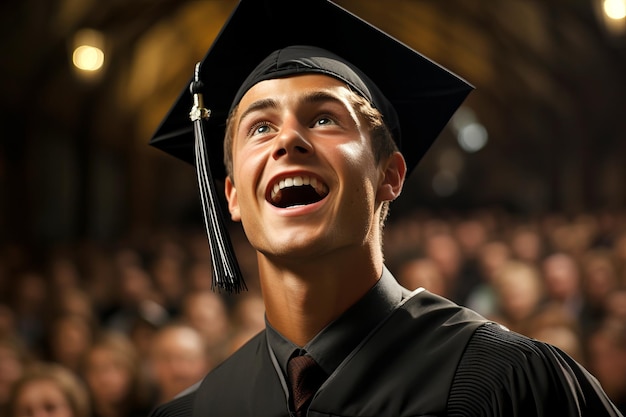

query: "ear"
left=224, top=177, right=241, bottom=222
left=377, top=152, right=406, bottom=202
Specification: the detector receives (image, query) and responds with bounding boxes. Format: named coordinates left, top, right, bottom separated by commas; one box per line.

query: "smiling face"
left=224, top=74, right=404, bottom=264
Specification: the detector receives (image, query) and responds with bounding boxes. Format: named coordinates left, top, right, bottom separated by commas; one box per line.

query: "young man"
left=148, top=0, right=623, bottom=416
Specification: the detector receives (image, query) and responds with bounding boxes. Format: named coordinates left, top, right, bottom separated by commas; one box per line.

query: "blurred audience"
left=0, top=305, right=17, bottom=340
left=7, top=362, right=90, bottom=417
left=509, top=225, right=544, bottom=264
left=44, top=314, right=94, bottom=375
left=489, top=259, right=545, bottom=336
left=0, top=335, right=32, bottom=417
left=7, top=271, right=49, bottom=355
left=1, top=209, right=626, bottom=412
left=395, top=256, right=446, bottom=296
left=579, top=249, right=620, bottom=337
left=149, top=255, right=187, bottom=318
left=606, top=287, right=626, bottom=323
left=541, top=252, right=584, bottom=320
left=228, top=292, right=266, bottom=354
left=105, top=257, right=169, bottom=336
left=81, top=331, right=152, bottom=417
left=147, top=323, right=211, bottom=405
left=587, top=319, right=626, bottom=413
left=423, top=231, right=465, bottom=301
left=180, top=290, right=231, bottom=364
left=464, top=240, right=512, bottom=317
left=526, top=303, right=585, bottom=364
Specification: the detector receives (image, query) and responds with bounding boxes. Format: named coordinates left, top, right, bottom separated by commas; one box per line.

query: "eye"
left=314, top=116, right=335, bottom=127
left=249, top=121, right=273, bottom=137
left=256, top=124, right=270, bottom=134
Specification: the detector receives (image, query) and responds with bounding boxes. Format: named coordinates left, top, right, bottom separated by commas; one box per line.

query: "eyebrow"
left=237, top=89, right=348, bottom=127
left=300, top=90, right=347, bottom=107
left=237, top=98, right=279, bottom=126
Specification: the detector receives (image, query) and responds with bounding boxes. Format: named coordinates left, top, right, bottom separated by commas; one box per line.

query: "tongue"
left=273, top=186, right=323, bottom=208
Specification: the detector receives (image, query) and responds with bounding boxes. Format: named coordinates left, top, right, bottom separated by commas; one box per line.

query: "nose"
left=271, top=117, right=313, bottom=160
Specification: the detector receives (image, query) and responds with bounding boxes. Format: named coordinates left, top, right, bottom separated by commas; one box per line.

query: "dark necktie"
left=287, top=354, right=327, bottom=417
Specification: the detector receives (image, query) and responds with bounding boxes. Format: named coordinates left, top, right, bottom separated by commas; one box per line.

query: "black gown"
left=149, top=290, right=622, bottom=417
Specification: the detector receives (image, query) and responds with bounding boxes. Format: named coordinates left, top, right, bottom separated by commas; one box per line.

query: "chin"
left=260, top=235, right=330, bottom=260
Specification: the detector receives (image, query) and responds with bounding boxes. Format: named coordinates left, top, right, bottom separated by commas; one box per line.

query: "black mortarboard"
left=149, top=0, right=473, bottom=293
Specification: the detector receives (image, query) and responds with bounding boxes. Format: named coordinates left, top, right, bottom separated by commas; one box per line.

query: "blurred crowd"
left=1, top=207, right=626, bottom=416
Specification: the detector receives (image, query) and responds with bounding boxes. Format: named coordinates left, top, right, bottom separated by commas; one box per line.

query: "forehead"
left=18, top=379, right=66, bottom=400
left=237, top=74, right=354, bottom=113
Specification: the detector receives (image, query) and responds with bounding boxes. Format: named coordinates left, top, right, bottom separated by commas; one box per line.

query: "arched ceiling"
left=1, top=0, right=625, bottom=242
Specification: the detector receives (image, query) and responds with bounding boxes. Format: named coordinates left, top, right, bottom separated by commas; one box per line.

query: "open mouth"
left=268, top=175, right=329, bottom=208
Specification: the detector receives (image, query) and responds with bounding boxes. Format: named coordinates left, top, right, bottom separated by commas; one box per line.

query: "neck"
left=258, top=245, right=383, bottom=346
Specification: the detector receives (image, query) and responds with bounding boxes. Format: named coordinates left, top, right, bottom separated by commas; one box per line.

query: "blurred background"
left=1, top=0, right=626, bottom=415
left=1, top=0, right=625, bottom=246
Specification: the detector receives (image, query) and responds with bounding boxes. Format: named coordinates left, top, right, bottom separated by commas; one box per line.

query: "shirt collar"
left=266, top=266, right=408, bottom=377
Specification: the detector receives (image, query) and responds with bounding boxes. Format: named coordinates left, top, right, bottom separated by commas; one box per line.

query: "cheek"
left=339, top=143, right=379, bottom=194
left=232, top=144, right=268, bottom=188
left=337, top=141, right=370, bottom=164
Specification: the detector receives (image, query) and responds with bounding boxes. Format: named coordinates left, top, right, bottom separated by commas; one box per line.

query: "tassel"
left=189, top=63, right=246, bottom=294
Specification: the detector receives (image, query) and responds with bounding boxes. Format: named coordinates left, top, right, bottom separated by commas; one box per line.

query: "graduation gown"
left=149, top=290, right=622, bottom=417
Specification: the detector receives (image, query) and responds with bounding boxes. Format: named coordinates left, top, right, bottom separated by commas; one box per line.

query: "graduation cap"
left=149, top=0, right=473, bottom=294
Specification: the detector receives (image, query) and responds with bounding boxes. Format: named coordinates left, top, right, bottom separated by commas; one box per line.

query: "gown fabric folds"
left=149, top=290, right=622, bottom=417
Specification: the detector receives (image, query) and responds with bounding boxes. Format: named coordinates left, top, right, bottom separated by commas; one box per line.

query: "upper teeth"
left=270, top=175, right=328, bottom=201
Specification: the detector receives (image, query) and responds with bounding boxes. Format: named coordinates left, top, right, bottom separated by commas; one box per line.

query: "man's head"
left=222, top=46, right=402, bottom=231
left=222, top=73, right=406, bottom=259
left=148, top=0, right=473, bottom=291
